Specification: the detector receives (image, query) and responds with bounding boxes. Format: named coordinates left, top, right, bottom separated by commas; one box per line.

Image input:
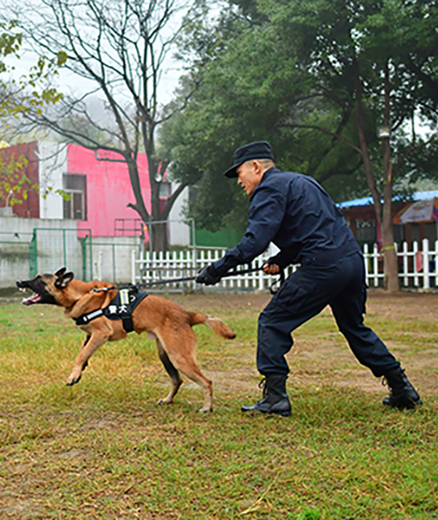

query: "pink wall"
left=67, top=145, right=151, bottom=237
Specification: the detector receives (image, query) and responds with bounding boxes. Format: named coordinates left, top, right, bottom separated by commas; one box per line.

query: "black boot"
left=241, top=374, right=291, bottom=417
left=382, top=367, right=422, bottom=409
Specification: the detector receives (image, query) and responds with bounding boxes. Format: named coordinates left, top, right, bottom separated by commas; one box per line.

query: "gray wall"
left=0, top=216, right=141, bottom=288
left=0, top=216, right=76, bottom=287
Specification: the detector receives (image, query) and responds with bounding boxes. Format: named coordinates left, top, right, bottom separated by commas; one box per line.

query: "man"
left=196, top=141, right=421, bottom=417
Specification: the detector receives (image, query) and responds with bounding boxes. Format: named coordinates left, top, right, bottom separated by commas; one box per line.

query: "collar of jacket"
left=250, top=167, right=279, bottom=201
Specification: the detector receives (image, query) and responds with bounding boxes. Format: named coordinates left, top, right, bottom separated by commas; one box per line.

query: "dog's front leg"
left=80, top=334, right=91, bottom=371
left=67, top=327, right=110, bottom=385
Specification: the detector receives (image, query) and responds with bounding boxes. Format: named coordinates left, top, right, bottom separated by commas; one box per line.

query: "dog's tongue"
left=22, top=293, right=42, bottom=305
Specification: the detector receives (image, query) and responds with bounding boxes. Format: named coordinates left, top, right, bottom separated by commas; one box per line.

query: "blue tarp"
left=337, top=191, right=438, bottom=209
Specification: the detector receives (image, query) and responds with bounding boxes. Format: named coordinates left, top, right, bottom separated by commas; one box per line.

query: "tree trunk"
left=353, top=57, right=399, bottom=291
left=381, top=223, right=399, bottom=292
left=126, top=156, right=149, bottom=222
left=380, top=60, right=400, bottom=292
left=140, top=125, right=168, bottom=252
left=381, top=147, right=399, bottom=291
left=148, top=221, right=168, bottom=251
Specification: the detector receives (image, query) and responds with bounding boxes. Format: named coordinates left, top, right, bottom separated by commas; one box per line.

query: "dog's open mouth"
left=22, top=292, right=42, bottom=305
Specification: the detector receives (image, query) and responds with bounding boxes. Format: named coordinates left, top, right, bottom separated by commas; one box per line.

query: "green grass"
left=0, top=292, right=437, bottom=519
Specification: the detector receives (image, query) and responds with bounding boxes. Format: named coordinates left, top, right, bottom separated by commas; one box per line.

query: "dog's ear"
left=55, top=267, right=67, bottom=278
left=54, top=271, right=74, bottom=289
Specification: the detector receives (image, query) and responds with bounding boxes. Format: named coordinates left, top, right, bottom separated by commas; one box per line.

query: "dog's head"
left=16, top=267, right=74, bottom=306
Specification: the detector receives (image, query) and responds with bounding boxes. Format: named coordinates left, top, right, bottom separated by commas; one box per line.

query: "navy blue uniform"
left=211, top=168, right=399, bottom=377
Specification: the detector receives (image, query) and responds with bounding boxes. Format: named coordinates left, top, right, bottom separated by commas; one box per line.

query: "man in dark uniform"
left=196, top=141, right=421, bottom=416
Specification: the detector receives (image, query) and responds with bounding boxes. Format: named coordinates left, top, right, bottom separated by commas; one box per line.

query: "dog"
left=16, top=268, right=236, bottom=413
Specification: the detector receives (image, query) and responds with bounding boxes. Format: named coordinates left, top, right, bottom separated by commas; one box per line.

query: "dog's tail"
left=190, top=312, right=236, bottom=339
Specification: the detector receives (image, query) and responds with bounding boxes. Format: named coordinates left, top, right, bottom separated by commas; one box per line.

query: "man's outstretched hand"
left=263, top=262, right=281, bottom=275
left=195, top=265, right=222, bottom=286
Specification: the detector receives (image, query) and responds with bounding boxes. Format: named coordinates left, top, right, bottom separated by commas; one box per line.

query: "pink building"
left=0, top=141, right=157, bottom=237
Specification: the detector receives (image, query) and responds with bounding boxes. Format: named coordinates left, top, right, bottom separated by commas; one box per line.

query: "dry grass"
left=0, top=290, right=437, bottom=519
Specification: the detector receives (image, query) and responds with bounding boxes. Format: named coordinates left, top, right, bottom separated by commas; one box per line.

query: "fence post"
left=413, top=241, right=419, bottom=286
left=363, top=244, right=369, bottom=286
left=29, top=229, right=38, bottom=278
left=192, top=247, right=197, bottom=282
left=258, top=261, right=264, bottom=291
left=98, top=251, right=103, bottom=281
left=373, top=243, right=379, bottom=287
left=423, top=238, right=430, bottom=290
left=131, top=249, right=137, bottom=285
left=435, top=240, right=438, bottom=288
left=402, top=241, right=409, bottom=287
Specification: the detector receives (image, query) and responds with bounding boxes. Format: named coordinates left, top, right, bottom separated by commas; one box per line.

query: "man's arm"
left=264, top=248, right=296, bottom=269
left=196, top=184, right=287, bottom=285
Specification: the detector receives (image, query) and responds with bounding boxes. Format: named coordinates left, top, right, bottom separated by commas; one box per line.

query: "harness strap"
left=73, top=289, right=148, bottom=332
left=121, top=316, right=134, bottom=333
left=74, top=309, right=104, bottom=326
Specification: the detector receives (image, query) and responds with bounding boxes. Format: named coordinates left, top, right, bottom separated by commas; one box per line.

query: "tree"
left=2, top=0, right=201, bottom=250
left=0, top=20, right=63, bottom=206
left=161, top=0, right=438, bottom=291
left=283, top=0, right=438, bottom=291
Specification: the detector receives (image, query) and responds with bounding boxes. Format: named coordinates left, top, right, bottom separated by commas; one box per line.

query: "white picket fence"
left=364, top=238, right=438, bottom=289
left=131, top=239, right=438, bottom=292
left=131, top=248, right=279, bottom=292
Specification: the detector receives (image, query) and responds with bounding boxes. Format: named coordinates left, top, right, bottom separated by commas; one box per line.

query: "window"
left=63, top=174, right=86, bottom=220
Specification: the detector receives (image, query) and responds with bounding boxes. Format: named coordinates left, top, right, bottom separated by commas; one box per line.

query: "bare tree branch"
left=0, top=0, right=200, bottom=250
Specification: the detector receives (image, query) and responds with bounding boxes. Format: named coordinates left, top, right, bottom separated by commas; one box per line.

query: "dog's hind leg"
left=156, top=340, right=183, bottom=405
left=175, top=357, right=213, bottom=413
left=159, top=329, right=213, bottom=413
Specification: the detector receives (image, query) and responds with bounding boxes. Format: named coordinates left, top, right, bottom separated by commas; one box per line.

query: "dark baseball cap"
left=223, top=141, right=274, bottom=178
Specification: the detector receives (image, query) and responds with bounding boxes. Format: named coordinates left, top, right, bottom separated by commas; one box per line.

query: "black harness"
left=73, top=288, right=149, bottom=333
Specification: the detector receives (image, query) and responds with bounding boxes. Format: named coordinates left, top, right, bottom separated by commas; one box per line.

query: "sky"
left=8, top=41, right=184, bottom=109
left=3, top=0, right=202, bottom=110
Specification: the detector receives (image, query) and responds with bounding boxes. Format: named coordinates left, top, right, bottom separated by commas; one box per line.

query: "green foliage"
left=0, top=19, right=64, bottom=117
left=0, top=20, right=21, bottom=61
left=160, top=0, right=438, bottom=229
left=0, top=19, right=65, bottom=202
left=0, top=151, right=33, bottom=205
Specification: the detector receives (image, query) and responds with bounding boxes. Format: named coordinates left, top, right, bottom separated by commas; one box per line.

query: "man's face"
left=236, top=161, right=263, bottom=196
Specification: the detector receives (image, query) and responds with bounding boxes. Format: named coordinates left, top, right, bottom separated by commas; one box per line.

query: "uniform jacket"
left=212, top=168, right=360, bottom=275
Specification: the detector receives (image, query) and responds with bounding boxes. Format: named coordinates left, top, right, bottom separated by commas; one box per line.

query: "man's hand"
left=263, top=262, right=280, bottom=275
left=195, top=265, right=222, bottom=286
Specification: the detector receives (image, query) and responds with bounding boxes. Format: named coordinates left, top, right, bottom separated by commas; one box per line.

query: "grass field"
left=0, top=290, right=437, bottom=519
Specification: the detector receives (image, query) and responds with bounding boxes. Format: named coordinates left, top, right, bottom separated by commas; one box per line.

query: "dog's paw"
left=198, top=406, right=213, bottom=414
left=66, top=372, right=82, bottom=386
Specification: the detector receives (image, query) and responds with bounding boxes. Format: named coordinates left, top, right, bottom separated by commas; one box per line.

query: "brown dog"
left=16, top=268, right=236, bottom=413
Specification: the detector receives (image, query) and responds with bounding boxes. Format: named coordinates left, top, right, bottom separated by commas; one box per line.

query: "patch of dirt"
left=167, top=289, right=438, bottom=401
left=3, top=288, right=436, bottom=402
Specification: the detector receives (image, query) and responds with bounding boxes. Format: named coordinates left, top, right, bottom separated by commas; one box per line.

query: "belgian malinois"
left=16, top=268, right=236, bottom=413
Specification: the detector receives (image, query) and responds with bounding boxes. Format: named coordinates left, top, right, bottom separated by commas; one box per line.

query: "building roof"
left=338, top=191, right=438, bottom=209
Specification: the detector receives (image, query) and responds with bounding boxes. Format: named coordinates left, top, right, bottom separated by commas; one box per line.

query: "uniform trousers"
left=257, top=251, right=400, bottom=378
